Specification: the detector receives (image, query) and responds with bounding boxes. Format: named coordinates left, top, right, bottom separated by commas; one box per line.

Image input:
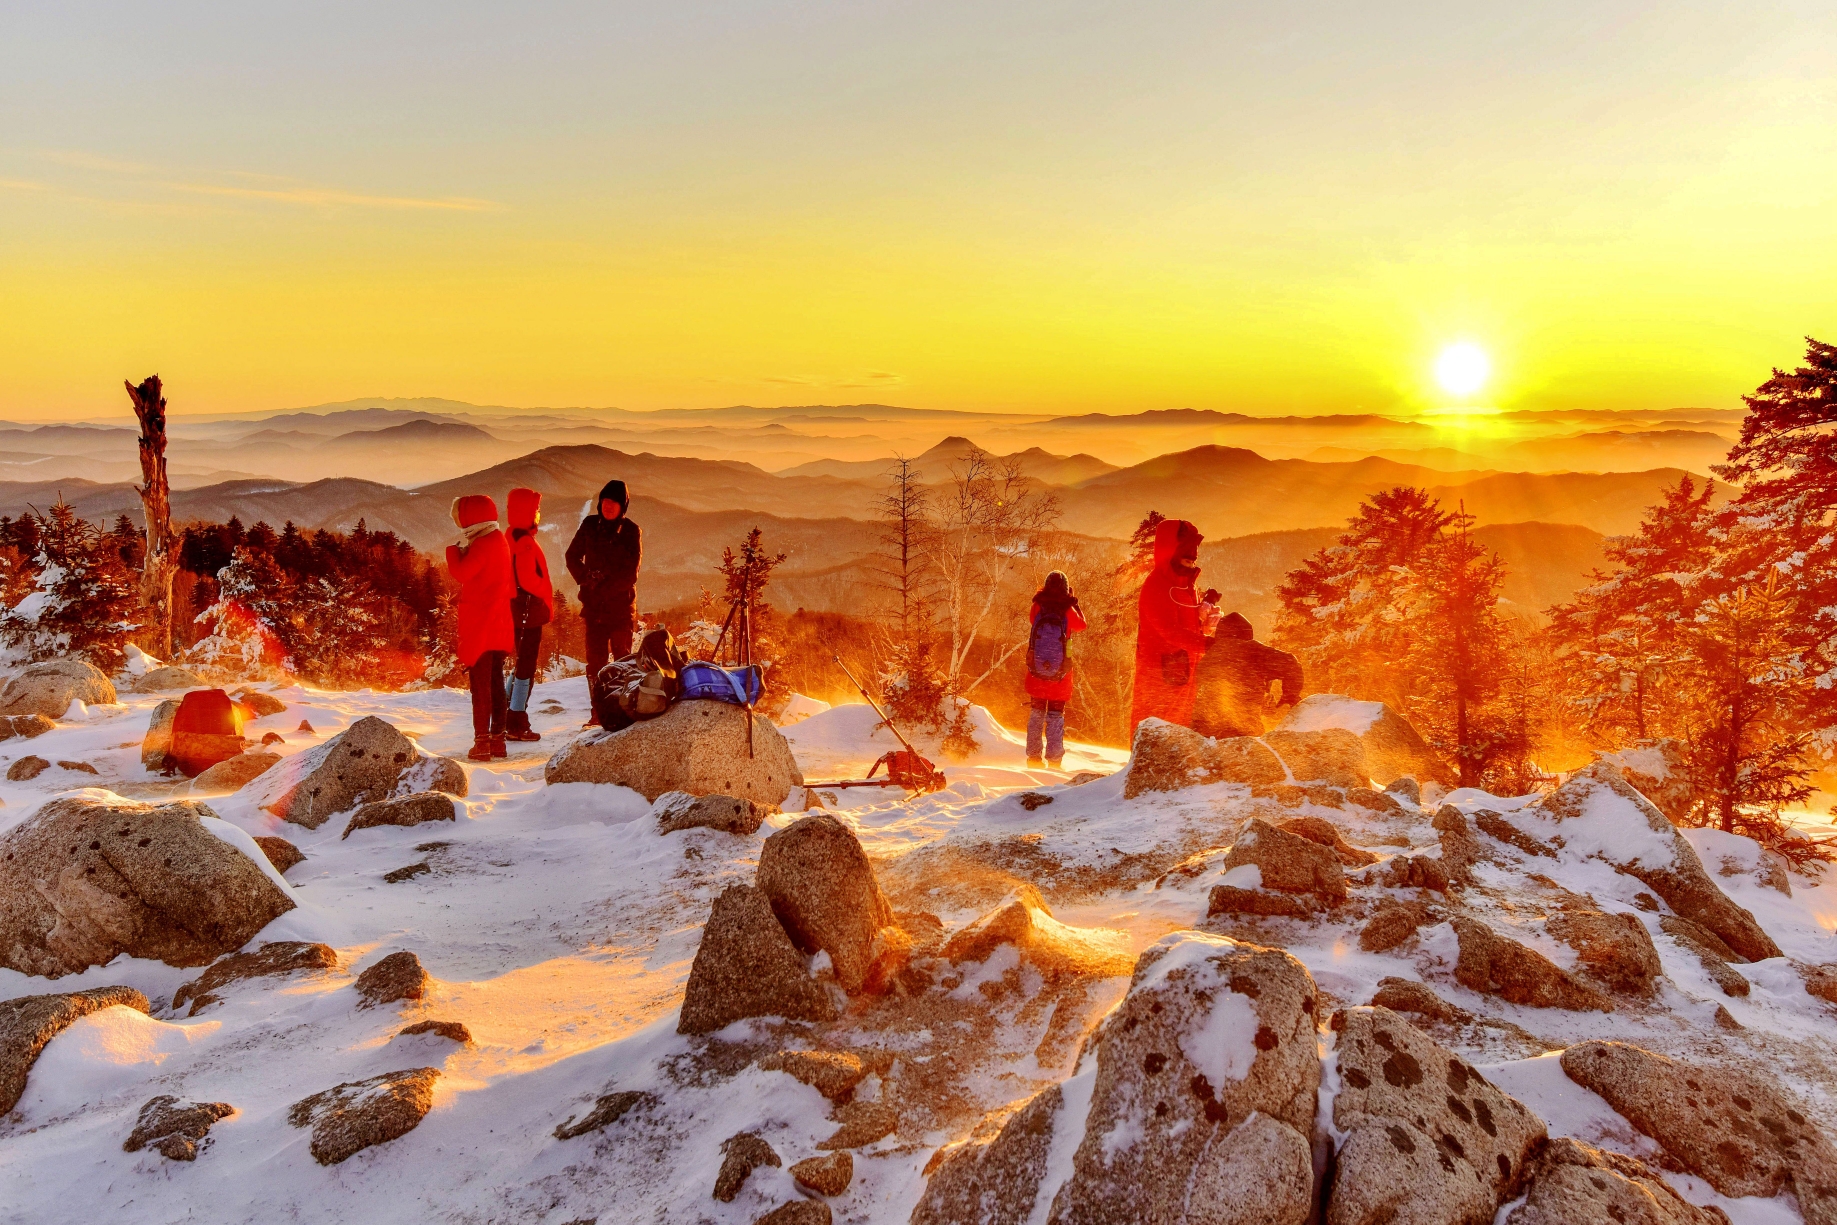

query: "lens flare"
left=1434, top=343, right=1491, bottom=396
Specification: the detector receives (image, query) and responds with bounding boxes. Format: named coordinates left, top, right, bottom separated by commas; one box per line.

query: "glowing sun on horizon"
left=1434, top=342, right=1491, bottom=396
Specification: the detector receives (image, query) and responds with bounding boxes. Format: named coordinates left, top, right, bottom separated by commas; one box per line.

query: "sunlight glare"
left=1434, top=342, right=1491, bottom=397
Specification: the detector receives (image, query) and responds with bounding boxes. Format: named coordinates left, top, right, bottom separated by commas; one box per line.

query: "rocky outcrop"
left=0, top=712, right=54, bottom=741
left=1359, top=899, right=1430, bottom=952
left=131, top=666, right=205, bottom=693
left=1274, top=695, right=1451, bottom=785
left=1473, top=809, right=1555, bottom=858
left=123, top=1095, right=235, bottom=1161
left=342, top=792, right=457, bottom=839
left=253, top=836, right=306, bottom=875
left=1046, top=933, right=1320, bottom=1225
left=259, top=716, right=466, bottom=829
left=1506, top=1137, right=1729, bottom=1225
left=544, top=700, right=802, bottom=806
left=654, top=790, right=772, bottom=836
left=190, top=750, right=280, bottom=793
left=911, top=1085, right=1065, bottom=1225
left=760, top=1049, right=869, bottom=1102
left=715, top=1132, right=782, bottom=1201
left=758, top=814, right=908, bottom=994
left=0, top=658, right=116, bottom=719
left=1596, top=739, right=1694, bottom=825
left=1450, top=917, right=1613, bottom=1011
left=1379, top=854, right=1451, bottom=893
left=398, top=1019, right=470, bottom=1043
left=6, top=755, right=48, bottom=781
left=0, top=796, right=295, bottom=977
left=792, top=1151, right=853, bottom=1196
left=142, top=698, right=180, bottom=772
left=288, top=1068, right=440, bottom=1165
left=1264, top=727, right=1367, bottom=787
left=679, top=884, right=838, bottom=1034
left=1, top=985, right=150, bottom=1114
left=1329, top=1006, right=1546, bottom=1225
left=939, top=885, right=1133, bottom=978
left=1208, top=884, right=1321, bottom=919
left=554, top=1089, right=655, bottom=1139
left=1277, top=815, right=1379, bottom=866
left=1121, top=719, right=1284, bottom=798
left=1222, top=818, right=1348, bottom=904
left=355, top=950, right=430, bottom=1007
left=1562, top=1041, right=1837, bottom=1215
left=1540, top=764, right=1780, bottom=963
left=818, top=1099, right=898, bottom=1150
left=1370, top=977, right=1469, bottom=1024
left=231, top=687, right=287, bottom=718
left=1546, top=907, right=1662, bottom=997
left=1658, top=916, right=1749, bottom=997
left=758, top=1202, right=832, bottom=1225
left=172, top=941, right=339, bottom=1015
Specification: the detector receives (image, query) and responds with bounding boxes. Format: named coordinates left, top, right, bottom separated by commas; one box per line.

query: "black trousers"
left=513, top=623, right=542, bottom=681
left=468, top=651, right=507, bottom=738
left=584, top=618, right=635, bottom=681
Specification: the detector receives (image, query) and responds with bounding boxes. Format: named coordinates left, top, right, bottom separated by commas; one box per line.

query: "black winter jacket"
left=1190, top=635, right=1304, bottom=739
left=566, top=515, right=642, bottom=624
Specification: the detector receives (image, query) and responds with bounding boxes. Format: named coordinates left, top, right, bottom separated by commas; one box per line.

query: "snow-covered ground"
left=1, top=678, right=1835, bottom=1224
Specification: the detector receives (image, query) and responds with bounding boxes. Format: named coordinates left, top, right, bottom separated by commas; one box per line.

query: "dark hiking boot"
left=490, top=735, right=509, bottom=760
left=467, top=739, right=493, bottom=762
left=1027, top=755, right=1045, bottom=769
left=505, top=710, right=540, bottom=742
left=1046, top=758, right=1064, bottom=771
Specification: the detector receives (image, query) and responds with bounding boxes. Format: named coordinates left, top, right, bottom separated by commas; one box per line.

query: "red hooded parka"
left=1130, top=518, right=1208, bottom=732
left=506, top=487, right=555, bottom=623
left=445, top=494, right=515, bottom=667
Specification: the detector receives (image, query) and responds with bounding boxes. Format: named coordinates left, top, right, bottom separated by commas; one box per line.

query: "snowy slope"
left=1, top=682, right=1834, bottom=1224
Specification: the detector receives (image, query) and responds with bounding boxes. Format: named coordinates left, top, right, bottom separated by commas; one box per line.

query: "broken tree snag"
left=126, top=374, right=177, bottom=657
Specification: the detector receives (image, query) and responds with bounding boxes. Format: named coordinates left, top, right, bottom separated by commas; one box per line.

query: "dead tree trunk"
left=126, top=375, right=177, bottom=659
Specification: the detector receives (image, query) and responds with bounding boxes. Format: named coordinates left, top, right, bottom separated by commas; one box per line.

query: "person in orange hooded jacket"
left=1130, top=518, right=1217, bottom=734
left=504, top=487, right=555, bottom=742
left=446, top=494, right=516, bottom=761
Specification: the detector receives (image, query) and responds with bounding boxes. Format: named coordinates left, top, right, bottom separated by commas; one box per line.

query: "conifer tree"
left=1403, top=508, right=1510, bottom=788
left=873, top=456, right=946, bottom=731
left=0, top=500, right=142, bottom=669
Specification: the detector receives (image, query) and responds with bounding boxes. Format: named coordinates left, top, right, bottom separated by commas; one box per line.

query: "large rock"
left=1278, top=815, right=1379, bottom=866
left=122, top=1095, right=235, bottom=1161
left=258, top=716, right=466, bottom=829
left=0, top=658, right=116, bottom=719
left=757, top=814, right=907, bottom=994
left=1596, top=739, right=1694, bottom=825
left=1264, top=727, right=1367, bottom=787
left=1540, top=764, right=1780, bottom=962
left=679, top=884, right=838, bottom=1034
left=0, top=712, right=54, bottom=741
left=911, top=1084, right=1065, bottom=1225
left=939, top=885, right=1134, bottom=979
left=190, top=750, right=281, bottom=794
left=1561, top=1040, right=1837, bottom=1218
left=1328, top=1005, right=1546, bottom=1225
left=287, top=1067, right=440, bottom=1165
left=252, top=836, right=306, bottom=875
left=1, top=985, right=150, bottom=1113
left=1505, top=1137, right=1730, bottom=1225
left=1222, top=817, right=1348, bottom=904
left=714, top=1132, right=782, bottom=1202
left=0, top=796, right=295, bottom=977
left=1450, top=916, right=1613, bottom=1011
left=172, top=941, right=339, bottom=1015
left=1545, top=907, right=1662, bottom=998
left=6, top=755, right=48, bottom=781
left=231, top=687, right=287, bottom=718
left=1042, top=932, right=1320, bottom=1225
left=1274, top=695, right=1451, bottom=785
left=1658, top=916, right=1749, bottom=997
left=544, top=700, right=802, bottom=806
left=1122, top=719, right=1284, bottom=798
left=654, top=790, right=771, bottom=836
left=356, top=950, right=430, bottom=1007
left=142, top=698, right=181, bottom=772
left=342, top=792, right=457, bottom=839
left=132, top=666, right=205, bottom=693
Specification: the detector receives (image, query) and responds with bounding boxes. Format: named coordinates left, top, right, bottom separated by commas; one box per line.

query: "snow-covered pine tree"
left=0, top=500, right=143, bottom=670
left=185, top=546, right=295, bottom=678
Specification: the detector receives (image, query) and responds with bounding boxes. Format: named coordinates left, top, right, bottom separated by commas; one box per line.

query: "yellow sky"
left=2, top=3, right=1833, bottom=422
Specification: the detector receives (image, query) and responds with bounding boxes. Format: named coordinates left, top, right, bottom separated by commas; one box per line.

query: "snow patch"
left=1280, top=694, right=1385, bottom=735
left=1180, top=987, right=1259, bottom=1089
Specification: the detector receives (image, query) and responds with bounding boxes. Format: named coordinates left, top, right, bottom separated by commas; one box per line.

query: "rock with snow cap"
left=1277, top=815, right=1380, bottom=866
left=1327, top=1005, right=1546, bottom=1225
left=1450, top=916, right=1613, bottom=1012
left=1545, top=906, right=1662, bottom=998
left=1274, top=694, right=1451, bottom=786
left=1505, top=1137, right=1730, bottom=1225
left=910, top=1083, right=1065, bottom=1225
left=1539, top=763, right=1780, bottom=963
left=1264, top=726, right=1368, bottom=788
left=1594, top=739, right=1694, bottom=825
left=1, top=986, right=150, bottom=1114
left=1122, top=718, right=1286, bottom=798
left=0, top=658, right=116, bottom=719
left=258, top=715, right=467, bottom=829
left=132, top=665, right=205, bottom=693
left=1222, top=817, right=1348, bottom=904
left=287, top=1067, right=440, bottom=1165
left=1041, top=932, right=1320, bottom=1225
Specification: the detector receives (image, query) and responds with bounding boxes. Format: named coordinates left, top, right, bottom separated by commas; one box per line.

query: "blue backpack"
left=1027, top=611, right=1070, bottom=682
left=679, top=662, right=765, bottom=706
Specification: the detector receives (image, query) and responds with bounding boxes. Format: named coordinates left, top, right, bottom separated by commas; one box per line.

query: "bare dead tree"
left=125, top=374, right=177, bottom=657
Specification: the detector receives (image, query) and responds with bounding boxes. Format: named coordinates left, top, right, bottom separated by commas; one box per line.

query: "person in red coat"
left=446, top=494, right=515, bottom=761
left=504, top=487, right=555, bottom=742
left=1130, top=518, right=1217, bottom=735
left=1024, top=570, right=1088, bottom=769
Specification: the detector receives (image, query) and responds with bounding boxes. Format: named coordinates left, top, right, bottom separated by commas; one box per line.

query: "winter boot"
left=490, top=734, right=509, bottom=760
left=1027, top=755, right=1045, bottom=770
left=1046, top=757, right=1063, bottom=771
left=467, top=738, right=493, bottom=762
left=506, top=709, right=540, bottom=742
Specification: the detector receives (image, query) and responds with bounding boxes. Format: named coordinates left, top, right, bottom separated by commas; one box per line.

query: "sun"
left=1434, top=342, right=1491, bottom=397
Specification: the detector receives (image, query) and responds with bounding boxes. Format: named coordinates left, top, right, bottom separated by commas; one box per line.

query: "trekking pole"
left=832, top=654, right=925, bottom=761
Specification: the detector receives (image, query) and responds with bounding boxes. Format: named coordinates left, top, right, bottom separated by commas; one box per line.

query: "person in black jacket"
left=566, top=479, right=642, bottom=697
left=1190, top=612, right=1304, bottom=739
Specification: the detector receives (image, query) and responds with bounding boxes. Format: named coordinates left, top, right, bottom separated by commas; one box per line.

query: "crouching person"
left=1190, top=612, right=1303, bottom=739
left=505, top=486, right=554, bottom=742
left=1024, top=570, right=1086, bottom=770
left=446, top=495, right=515, bottom=761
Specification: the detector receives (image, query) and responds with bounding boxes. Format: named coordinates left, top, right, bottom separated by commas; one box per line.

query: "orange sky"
left=2, top=3, right=1834, bottom=422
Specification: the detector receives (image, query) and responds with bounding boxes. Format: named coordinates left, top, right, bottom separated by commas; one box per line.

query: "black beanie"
left=598, top=479, right=629, bottom=513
